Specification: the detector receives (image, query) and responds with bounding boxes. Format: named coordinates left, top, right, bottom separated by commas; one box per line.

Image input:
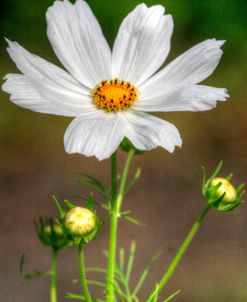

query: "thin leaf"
left=125, top=167, right=142, bottom=194
left=132, top=252, right=161, bottom=297
left=77, top=173, right=109, bottom=199
left=86, top=267, right=107, bottom=274
left=123, top=215, right=142, bottom=226
left=65, top=293, right=104, bottom=302
left=19, top=254, right=50, bottom=279
left=85, top=267, right=122, bottom=283
left=163, top=290, right=181, bottom=302
left=108, top=278, right=127, bottom=302
left=85, top=193, right=94, bottom=210
left=66, top=293, right=85, bottom=300
left=87, top=280, right=106, bottom=288
left=146, top=284, right=160, bottom=302
left=93, top=199, right=110, bottom=211
left=119, top=248, right=125, bottom=272
left=126, top=241, right=136, bottom=282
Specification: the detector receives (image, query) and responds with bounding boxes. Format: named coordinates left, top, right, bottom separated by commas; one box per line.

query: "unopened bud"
left=36, top=217, right=71, bottom=250
left=210, top=177, right=237, bottom=204
left=65, top=207, right=96, bottom=237
left=44, top=223, right=63, bottom=238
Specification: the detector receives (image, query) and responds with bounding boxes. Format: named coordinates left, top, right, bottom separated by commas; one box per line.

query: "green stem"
left=147, top=205, right=211, bottom=302
left=78, top=243, right=93, bottom=302
left=50, top=249, right=58, bottom=302
left=107, top=150, right=135, bottom=302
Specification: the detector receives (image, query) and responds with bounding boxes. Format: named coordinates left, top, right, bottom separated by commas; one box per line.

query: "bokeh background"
left=0, top=0, right=247, bottom=301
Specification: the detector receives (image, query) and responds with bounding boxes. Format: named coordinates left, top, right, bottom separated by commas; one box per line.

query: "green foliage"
left=77, top=173, right=110, bottom=201
left=67, top=242, right=179, bottom=302
left=76, top=167, right=142, bottom=226
left=19, top=254, right=50, bottom=279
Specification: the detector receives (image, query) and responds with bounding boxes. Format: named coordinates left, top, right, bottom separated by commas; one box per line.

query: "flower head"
left=202, top=161, right=245, bottom=212
left=2, top=1, right=228, bottom=160
left=65, top=207, right=96, bottom=237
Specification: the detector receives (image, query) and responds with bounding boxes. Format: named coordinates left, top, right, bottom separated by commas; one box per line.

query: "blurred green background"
left=0, top=0, right=247, bottom=301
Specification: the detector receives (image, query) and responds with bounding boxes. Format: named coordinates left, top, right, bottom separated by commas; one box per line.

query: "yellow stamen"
left=92, top=79, right=138, bottom=112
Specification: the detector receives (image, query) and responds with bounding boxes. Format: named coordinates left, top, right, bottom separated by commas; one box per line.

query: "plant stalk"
left=50, top=249, right=58, bottom=302
left=78, top=243, right=93, bottom=302
left=107, top=150, right=135, bottom=301
left=147, top=205, right=211, bottom=301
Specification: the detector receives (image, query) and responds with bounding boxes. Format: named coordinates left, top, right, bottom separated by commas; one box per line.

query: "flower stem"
left=50, top=249, right=58, bottom=302
left=78, top=243, right=93, bottom=302
left=147, top=205, right=211, bottom=302
left=107, top=150, right=135, bottom=302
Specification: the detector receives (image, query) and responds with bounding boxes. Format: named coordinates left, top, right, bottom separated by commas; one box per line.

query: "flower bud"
left=120, top=137, right=143, bottom=155
left=65, top=207, right=96, bottom=237
left=44, top=223, right=63, bottom=238
left=210, top=177, right=237, bottom=204
left=35, top=217, right=71, bottom=250
left=202, top=161, right=245, bottom=212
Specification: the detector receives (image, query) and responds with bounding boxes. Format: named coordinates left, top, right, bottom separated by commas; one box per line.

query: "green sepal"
left=217, top=200, right=241, bottom=212
left=204, top=160, right=223, bottom=189
left=52, top=195, right=66, bottom=219
left=64, top=199, right=76, bottom=210
left=120, top=137, right=144, bottom=155
left=205, top=182, right=222, bottom=200
left=225, top=173, right=234, bottom=181
left=208, top=192, right=226, bottom=208
left=236, top=183, right=245, bottom=194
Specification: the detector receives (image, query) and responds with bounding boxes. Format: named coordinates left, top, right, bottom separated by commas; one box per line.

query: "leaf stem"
left=50, top=249, right=58, bottom=302
left=78, top=243, right=93, bottom=302
left=107, top=150, right=135, bottom=301
left=147, top=205, right=211, bottom=302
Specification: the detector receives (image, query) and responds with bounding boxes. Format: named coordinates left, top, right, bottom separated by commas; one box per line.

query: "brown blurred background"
left=0, top=0, right=247, bottom=301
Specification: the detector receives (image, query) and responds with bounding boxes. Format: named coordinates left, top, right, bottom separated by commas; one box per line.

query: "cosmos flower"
left=2, top=0, right=228, bottom=160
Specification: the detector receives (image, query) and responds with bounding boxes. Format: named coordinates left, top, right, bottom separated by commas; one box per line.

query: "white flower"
left=2, top=0, right=229, bottom=160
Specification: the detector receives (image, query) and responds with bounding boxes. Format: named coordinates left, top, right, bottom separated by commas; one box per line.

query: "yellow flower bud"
left=65, top=207, right=96, bottom=237
left=210, top=177, right=237, bottom=204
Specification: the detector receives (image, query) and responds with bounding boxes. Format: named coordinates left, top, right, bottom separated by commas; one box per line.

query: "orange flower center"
left=92, top=79, right=138, bottom=112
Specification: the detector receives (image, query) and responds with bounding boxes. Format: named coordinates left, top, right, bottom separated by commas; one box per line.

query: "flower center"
left=92, top=79, right=138, bottom=112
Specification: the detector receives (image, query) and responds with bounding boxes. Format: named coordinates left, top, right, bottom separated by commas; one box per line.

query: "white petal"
left=122, top=111, right=182, bottom=153
left=64, top=112, right=125, bottom=160
left=140, top=39, right=225, bottom=96
left=3, top=74, right=70, bottom=116
left=5, top=39, right=88, bottom=95
left=3, top=40, right=94, bottom=116
left=46, top=0, right=111, bottom=88
left=112, top=4, right=173, bottom=86
left=134, top=84, right=229, bottom=112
